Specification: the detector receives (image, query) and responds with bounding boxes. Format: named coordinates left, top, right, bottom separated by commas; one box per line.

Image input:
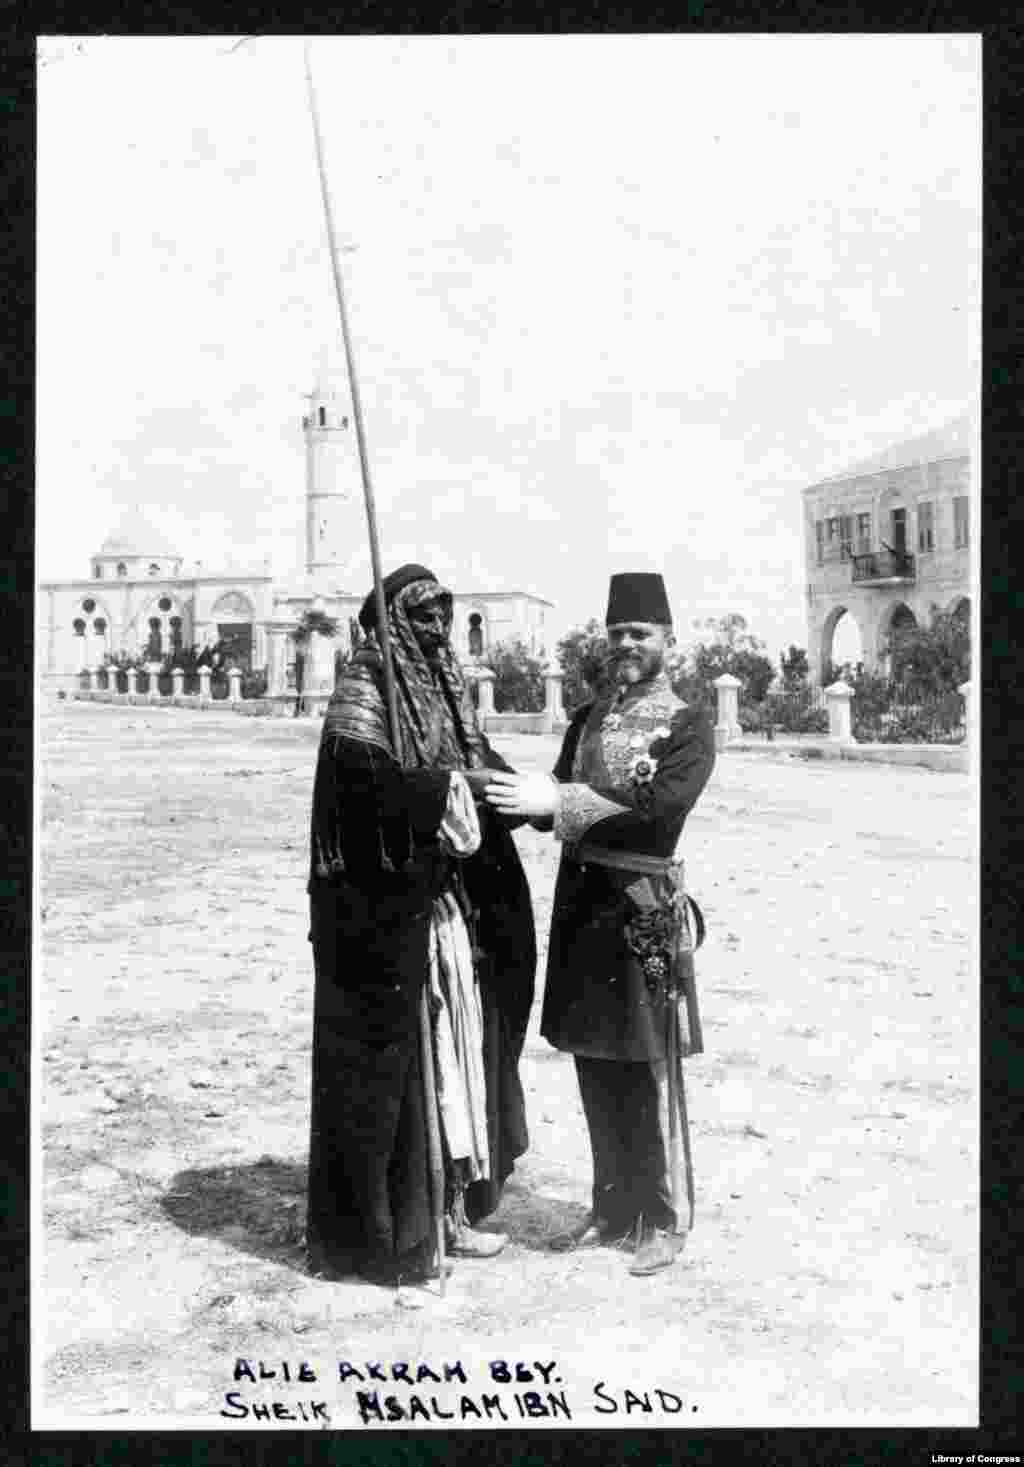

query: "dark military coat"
left=540, top=672, right=715, bottom=1063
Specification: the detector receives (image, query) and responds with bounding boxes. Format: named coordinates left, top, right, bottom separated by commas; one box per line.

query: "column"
left=266, top=627, right=289, bottom=696
left=958, top=680, right=971, bottom=745
left=476, top=667, right=496, bottom=717
left=824, top=679, right=854, bottom=743
left=198, top=666, right=212, bottom=703
left=228, top=666, right=243, bottom=703
left=713, top=673, right=742, bottom=748
left=171, top=667, right=185, bottom=698
left=145, top=661, right=162, bottom=702
left=125, top=667, right=139, bottom=696
left=87, top=667, right=99, bottom=692
left=542, top=661, right=566, bottom=733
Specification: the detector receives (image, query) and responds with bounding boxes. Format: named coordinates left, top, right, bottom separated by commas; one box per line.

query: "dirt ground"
left=35, top=700, right=977, bottom=1431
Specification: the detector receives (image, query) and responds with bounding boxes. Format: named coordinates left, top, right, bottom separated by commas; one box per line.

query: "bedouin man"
left=485, top=572, right=715, bottom=1276
left=305, top=563, right=536, bottom=1286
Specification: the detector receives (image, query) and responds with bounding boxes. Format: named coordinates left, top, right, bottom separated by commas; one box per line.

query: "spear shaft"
left=303, top=41, right=447, bottom=1294
left=302, top=39, right=400, bottom=750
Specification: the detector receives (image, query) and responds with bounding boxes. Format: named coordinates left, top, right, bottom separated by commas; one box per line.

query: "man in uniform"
left=485, top=572, right=715, bottom=1276
left=305, top=563, right=536, bottom=1287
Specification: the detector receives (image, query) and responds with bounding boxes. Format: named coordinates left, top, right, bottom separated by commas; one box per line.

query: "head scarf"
left=324, top=567, right=489, bottom=771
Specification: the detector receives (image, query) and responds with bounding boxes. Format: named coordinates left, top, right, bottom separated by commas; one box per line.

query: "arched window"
left=82, top=598, right=96, bottom=614
left=93, top=618, right=107, bottom=636
left=93, top=564, right=103, bottom=578
left=148, top=563, right=161, bottom=577
left=468, top=612, right=484, bottom=658
left=169, top=615, right=183, bottom=656
left=147, top=617, right=162, bottom=659
left=318, top=406, right=326, bottom=428
left=73, top=619, right=86, bottom=636
left=116, top=562, right=127, bottom=578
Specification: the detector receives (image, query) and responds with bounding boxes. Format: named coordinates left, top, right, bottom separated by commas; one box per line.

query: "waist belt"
left=572, top=843, right=684, bottom=879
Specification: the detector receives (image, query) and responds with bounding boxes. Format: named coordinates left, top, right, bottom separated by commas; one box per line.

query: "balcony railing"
left=850, top=549, right=916, bottom=584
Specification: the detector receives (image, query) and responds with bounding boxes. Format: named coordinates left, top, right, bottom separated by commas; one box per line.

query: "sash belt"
left=572, top=844, right=684, bottom=879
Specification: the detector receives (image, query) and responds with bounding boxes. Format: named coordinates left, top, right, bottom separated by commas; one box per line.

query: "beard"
left=610, top=648, right=664, bottom=686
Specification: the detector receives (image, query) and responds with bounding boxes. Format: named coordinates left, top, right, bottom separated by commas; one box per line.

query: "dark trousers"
left=574, top=1055, right=676, bottom=1234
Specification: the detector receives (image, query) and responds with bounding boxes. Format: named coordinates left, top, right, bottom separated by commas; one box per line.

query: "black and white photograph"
left=34, top=32, right=979, bottom=1431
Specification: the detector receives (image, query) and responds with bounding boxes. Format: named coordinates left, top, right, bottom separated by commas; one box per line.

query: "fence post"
left=713, top=673, right=742, bottom=749
left=125, top=667, right=138, bottom=697
left=542, top=661, right=566, bottom=734
left=476, top=667, right=496, bottom=717
left=958, top=679, right=971, bottom=745
left=145, top=662, right=162, bottom=703
left=228, top=666, right=243, bottom=703
left=87, top=666, right=99, bottom=692
left=198, top=665, right=212, bottom=703
left=824, top=679, right=854, bottom=743
left=171, top=666, right=185, bottom=699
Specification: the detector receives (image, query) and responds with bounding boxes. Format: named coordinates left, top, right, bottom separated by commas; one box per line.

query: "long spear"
left=302, top=39, right=447, bottom=1295
left=302, top=38, right=399, bottom=745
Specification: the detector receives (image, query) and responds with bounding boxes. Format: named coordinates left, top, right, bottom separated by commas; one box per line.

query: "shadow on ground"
left=161, top=1156, right=308, bottom=1273
left=161, top=1157, right=588, bottom=1266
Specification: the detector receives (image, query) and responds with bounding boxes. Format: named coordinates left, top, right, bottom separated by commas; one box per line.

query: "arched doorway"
left=878, top=602, right=917, bottom=676
left=949, top=595, right=970, bottom=633
left=468, top=612, right=484, bottom=658
left=211, top=591, right=255, bottom=671
left=819, top=605, right=862, bottom=682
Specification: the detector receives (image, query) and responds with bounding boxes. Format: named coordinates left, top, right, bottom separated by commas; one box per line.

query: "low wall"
left=727, top=735, right=967, bottom=774
left=480, top=711, right=568, bottom=736
left=65, top=688, right=567, bottom=732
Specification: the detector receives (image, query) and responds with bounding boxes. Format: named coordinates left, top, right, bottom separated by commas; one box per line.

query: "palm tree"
left=291, top=608, right=340, bottom=711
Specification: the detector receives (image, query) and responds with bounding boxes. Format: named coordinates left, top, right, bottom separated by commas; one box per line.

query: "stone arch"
left=133, top=592, right=186, bottom=662
left=210, top=589, right=256, bottom=620
left=875, top=482, right=911, bottom=556
left=74, top=594, right=114, bottom=667
left=462, top=606, right=488, bottom=659
left=877, top=601, right=917, bottom=673
left=819, top=604, right=862, bottom=682
left=210, top=590, right=256, bottom=672
left=948, top=594, right=970, bottom=629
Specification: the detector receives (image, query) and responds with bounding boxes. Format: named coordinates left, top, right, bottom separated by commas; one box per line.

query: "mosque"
left=38, top=374, right=555, bottom=697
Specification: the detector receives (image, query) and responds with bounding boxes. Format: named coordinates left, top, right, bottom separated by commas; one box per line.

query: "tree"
left=685, top=614, right=775, bottom=704
left=889, top=604, right=970, bottom=693
left=292, top=608, right=341, bottom=698
left=293, top=608, right=340, bottom=646
left=779, top=645, right=810, bottom=692
left=556, top=620, right=610, bottom=711
left=486, top=640, right=545, bottom=713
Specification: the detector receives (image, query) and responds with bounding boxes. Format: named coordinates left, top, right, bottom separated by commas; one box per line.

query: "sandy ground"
left=35, top=701, right=977, bottom=1431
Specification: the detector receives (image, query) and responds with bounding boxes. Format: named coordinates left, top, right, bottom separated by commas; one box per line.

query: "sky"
left=37, top=34, right=980, bottom=657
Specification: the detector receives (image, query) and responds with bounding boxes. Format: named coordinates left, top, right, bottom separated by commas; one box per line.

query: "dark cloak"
left=305, top=574, right=535, bottom=1276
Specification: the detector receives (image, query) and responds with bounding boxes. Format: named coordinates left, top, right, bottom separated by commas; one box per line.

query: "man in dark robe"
left=305, top=563, right=536, bottom=1286
left=486, top=572, right=715, bottom=1277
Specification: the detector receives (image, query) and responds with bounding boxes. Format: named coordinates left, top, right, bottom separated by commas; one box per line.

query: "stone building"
left=802, top=415, right=971, bottom=682
left=39, top=371, right=554, bottom=695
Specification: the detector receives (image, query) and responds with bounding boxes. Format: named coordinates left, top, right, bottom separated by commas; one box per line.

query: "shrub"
left=556, top=620, right=610, bottom=711
left=486, top=639, right=545, bottom=713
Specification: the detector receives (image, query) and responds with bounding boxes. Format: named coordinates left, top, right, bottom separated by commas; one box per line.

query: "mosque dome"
left=96, top=509, right=182, bottom=560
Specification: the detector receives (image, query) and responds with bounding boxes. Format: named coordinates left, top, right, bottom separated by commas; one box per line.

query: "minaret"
left=302, top=365, right=360, bottom=579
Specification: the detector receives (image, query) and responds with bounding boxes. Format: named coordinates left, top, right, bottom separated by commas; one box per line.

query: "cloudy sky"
left=37, top=34, right=979, bottom=655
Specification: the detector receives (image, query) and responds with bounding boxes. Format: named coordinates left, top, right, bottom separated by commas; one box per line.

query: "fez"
left=605, top=572, right=673, bottom=628
left=358, top=563, right=440, bottom=630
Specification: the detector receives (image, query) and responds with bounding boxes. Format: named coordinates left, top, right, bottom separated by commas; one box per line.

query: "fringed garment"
left=305, top=574, right=535, bottom=1277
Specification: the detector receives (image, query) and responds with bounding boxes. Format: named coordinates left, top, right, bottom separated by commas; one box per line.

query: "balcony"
left=850, top=548, right=916, bottom=586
